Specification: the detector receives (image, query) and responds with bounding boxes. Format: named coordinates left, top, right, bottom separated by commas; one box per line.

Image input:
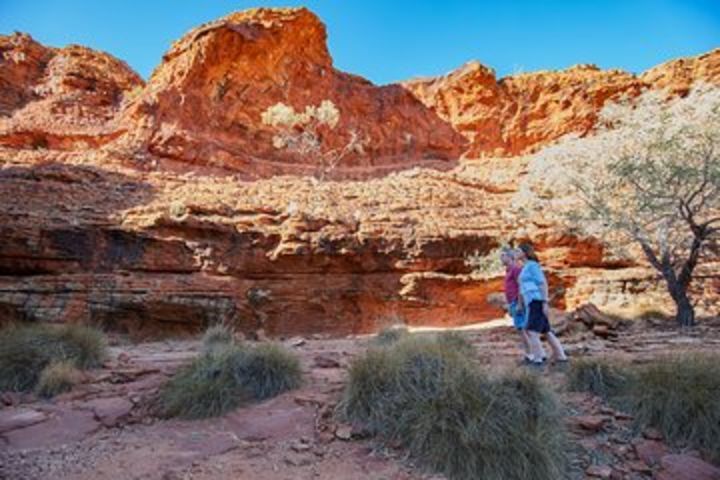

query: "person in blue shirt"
left=516, top=243, right=568, bottom=366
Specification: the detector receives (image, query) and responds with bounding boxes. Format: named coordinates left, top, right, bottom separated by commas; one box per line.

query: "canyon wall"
left=0, top=7, right=717, bottom=337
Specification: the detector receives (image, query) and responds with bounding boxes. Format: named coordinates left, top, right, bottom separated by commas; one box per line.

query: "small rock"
left=313, top=354, right=341, bottom=368
left=290, top=439, right=312, bottom=452
left=84, top=397, right=134, bottom=427
left=643, top=427, right=663, bottom=441
left=0, top=392, right=22, bottom=407
left=628, top=460, right=652, bottom=473
left=586, top=465, right=613, bottom=478
left=117, top=352, right=131, bottom=364
left=572, top=415, right=609, bottom=432
left=288, top=337, right=306, bottom=347
left=284, top=453, right=312, bottom=467
left=633, top=439, right=668, bottom=466
left=592, top=324, right=612, bottom=338
left=334, top=424, right=353, bottom=441
left=613, top=411, right=633, bottom=421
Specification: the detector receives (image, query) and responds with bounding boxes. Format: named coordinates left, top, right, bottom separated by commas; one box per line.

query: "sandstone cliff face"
left=0, top=33, right=143, bottom=150
left=403, top=49, right=720, bottom=158
left=0, top=8, right=717, bottom=337
left=118, top=8, right=466, bottom=178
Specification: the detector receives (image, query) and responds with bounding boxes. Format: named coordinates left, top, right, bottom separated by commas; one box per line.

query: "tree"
left=569, top=87, right=720, bottom=326
left=261, top=100, right=366, bottom=180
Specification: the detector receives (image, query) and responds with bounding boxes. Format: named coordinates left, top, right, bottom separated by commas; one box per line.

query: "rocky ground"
left=2, top=318, right=720, bottom=480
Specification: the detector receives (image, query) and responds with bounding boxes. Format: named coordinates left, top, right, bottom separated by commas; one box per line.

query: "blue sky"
left=1, top=1, right=718, bottom=85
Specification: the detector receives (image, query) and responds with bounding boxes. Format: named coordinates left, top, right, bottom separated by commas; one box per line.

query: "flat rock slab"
left=0, top=408, right=48, bottom=434
left=79, top=397, right=134, bottom=427
left=656, top=454, right=720, bottom=480
left=221, top=393, right=316, bottom=442
left=2, top=408, right=100, bottom=450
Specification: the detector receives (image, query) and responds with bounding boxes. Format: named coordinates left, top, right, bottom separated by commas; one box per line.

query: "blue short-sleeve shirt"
left=519, top=260, right=547, bottom=305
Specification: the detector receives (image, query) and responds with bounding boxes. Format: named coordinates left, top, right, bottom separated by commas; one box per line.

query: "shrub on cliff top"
left=0, top=323, right=107, bottom=393
left=339, top=334, right=568, bottom=480
left=159, top=340, right=301, bottom=419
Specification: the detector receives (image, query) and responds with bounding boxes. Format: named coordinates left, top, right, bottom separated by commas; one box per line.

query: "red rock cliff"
left=0, top=8, right=718, bottom=337
left=403, top=49, right=720, bottom=157
left=0, top=32, right=143, bottom=150
left=118, top=8, right=466, bottom=178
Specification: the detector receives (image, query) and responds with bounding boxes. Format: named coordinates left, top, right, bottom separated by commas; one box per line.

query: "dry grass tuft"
left=340, top=334, right=568, bottom=480
left=0, top=323, right=106, bottom=393
left=159, top=337, right=301, bottom=419
left=35, top=361, right=83, bottom=398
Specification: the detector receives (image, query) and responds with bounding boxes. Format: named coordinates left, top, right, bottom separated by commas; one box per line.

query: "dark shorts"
left=527, top=300, right=550, bottom=334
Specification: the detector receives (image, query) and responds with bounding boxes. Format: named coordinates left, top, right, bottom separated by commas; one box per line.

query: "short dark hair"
left=518, top=243, right=539, bottom=262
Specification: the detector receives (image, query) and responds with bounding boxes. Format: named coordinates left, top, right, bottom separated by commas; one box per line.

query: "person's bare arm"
left=541, top=278, right=550, bottom=317
left=517, top=291, right=524, bottom=312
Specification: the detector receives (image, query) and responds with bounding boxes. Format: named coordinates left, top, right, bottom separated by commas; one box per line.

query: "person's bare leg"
left=527, top=330, right=545, bottom=362
left=519, top=329, right=531, bottom=358
left=546, top=332, right=568, bottom=361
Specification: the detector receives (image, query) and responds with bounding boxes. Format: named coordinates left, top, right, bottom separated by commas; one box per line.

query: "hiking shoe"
left=524, top=360, right=546, bottom=372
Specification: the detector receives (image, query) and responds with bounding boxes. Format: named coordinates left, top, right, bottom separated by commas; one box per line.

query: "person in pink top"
left=501, top=247, right=531, bottom=361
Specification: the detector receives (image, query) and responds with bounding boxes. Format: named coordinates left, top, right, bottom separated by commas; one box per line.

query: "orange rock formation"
left=0, top=7, right=717, bottom=336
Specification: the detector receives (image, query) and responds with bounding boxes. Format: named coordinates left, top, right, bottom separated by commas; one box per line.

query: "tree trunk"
left=668, top=282, right=696, bottom=327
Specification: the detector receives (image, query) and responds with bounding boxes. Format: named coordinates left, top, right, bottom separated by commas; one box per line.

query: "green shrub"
left=0, top=323, right=106, bottom=392
left=372, top=325, right=409, bottom=346
left=36, top=361, right=82, bottom=398
left=159, top=342, right=301, bottom=419
left=627, top=353, right=720, bottom=463
left=202, top=323, right=235, bottom=354
left=566, top=357, right=632, bottom=399
left=340, top=335, right=568, bottom=480
left=231, top=343, right=302, bottom=400
left=55, top=324, right=107, bottom=368
left=565, top=353, right=720, bottom=463
left=436, top=330, right=474, bottom=357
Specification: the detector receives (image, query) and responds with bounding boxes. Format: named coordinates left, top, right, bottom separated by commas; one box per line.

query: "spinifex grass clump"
left=566, top=353, right=720, bottom=463
left=201, top=323, right=235, bottom=354
left=435, top=330, right=474, bottom=356
left=340, top=334, right=568, bottom=480
left=372, top=325, right=409, bottom=346
left=36, top=361, right=83, bottom=398
left=159, top=329, right=301, bottom=419
left=0, top=323, right=107, bottom=393
left=566, top=357, right=632, bottom=399
left=627, top=353, right=720, bottom=463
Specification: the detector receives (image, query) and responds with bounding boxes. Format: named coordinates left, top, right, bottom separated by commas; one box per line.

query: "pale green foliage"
left=261, top=100, right=339, bottom=129
left=465, top=245, right=510, bottom=279
left=261, top=99, right=366, bottom=179
left=516, top=85, right=720, bottom=325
